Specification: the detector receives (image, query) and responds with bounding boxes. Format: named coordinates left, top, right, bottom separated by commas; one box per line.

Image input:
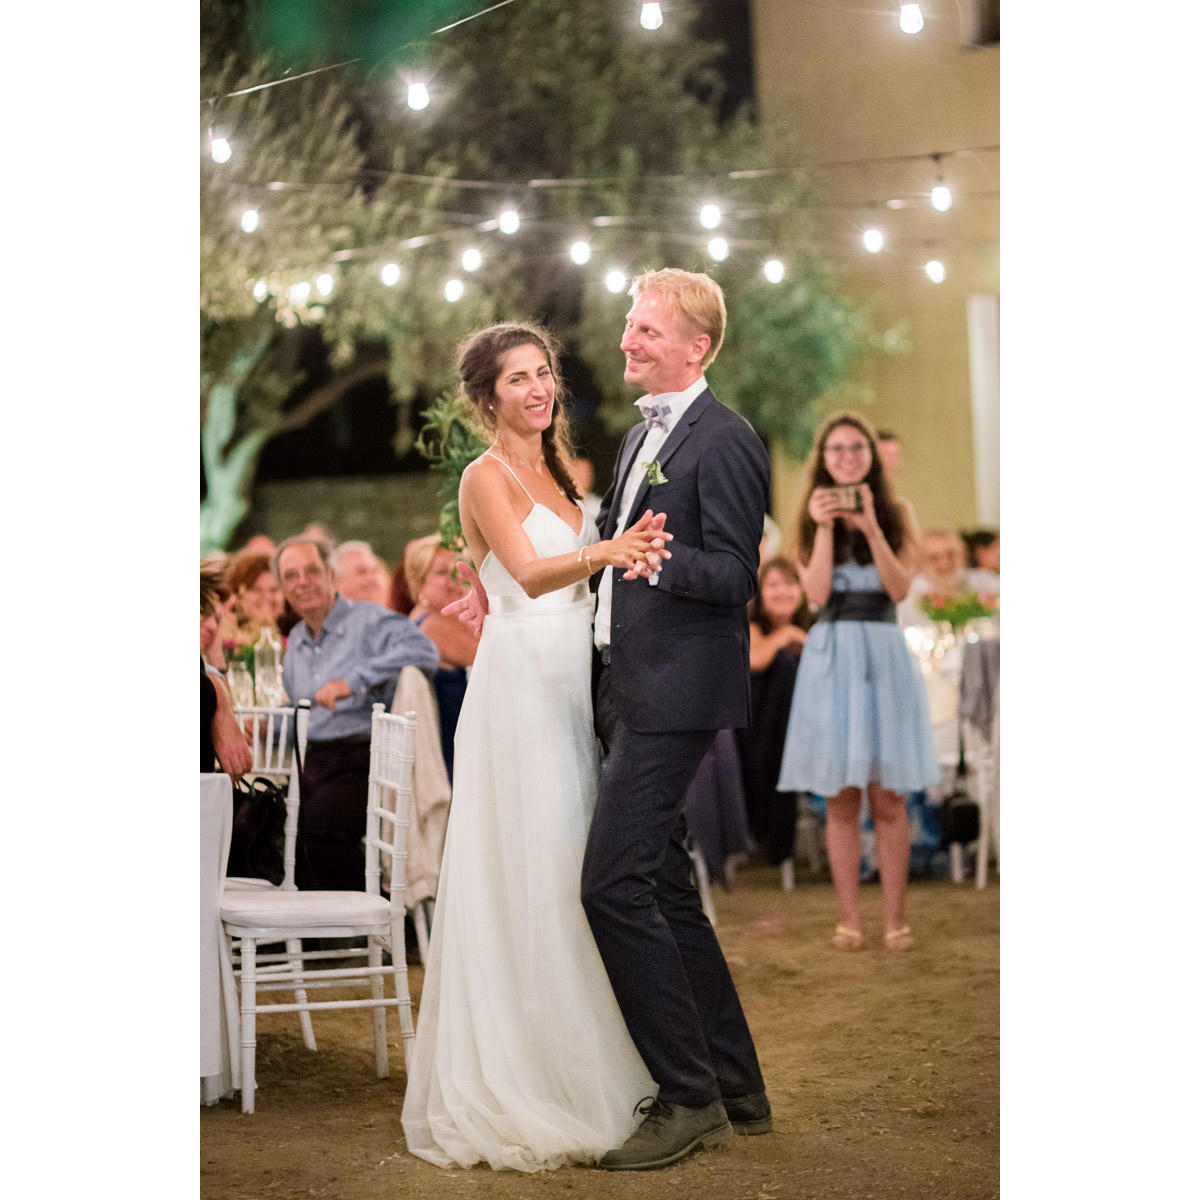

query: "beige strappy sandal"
left=883, top=926, right=915, bottom=951
left=831, top=925, right=864, bottom=951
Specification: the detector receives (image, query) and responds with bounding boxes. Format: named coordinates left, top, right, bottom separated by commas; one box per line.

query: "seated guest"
left=899, top=528, right=997, bottom=624
left=404, top=534, right=475, bottom=779
left=274, top=535, right=439, bottom=890
left=736, top=557, right=812, bottom=866
left=331, top=539, right=391, bottom=606
left=201, top=562, right=251, bottom=780
left=875, top=429, right=903, bottom=478
left=388, top=557, right=416, bottom=615
left=225, top=550, right=291, bottom=649
left=962, top=527, right=1000, bottom=595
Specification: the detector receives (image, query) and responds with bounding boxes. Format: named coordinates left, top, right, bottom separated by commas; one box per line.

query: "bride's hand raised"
left=442, top=561, right=488, bottom=637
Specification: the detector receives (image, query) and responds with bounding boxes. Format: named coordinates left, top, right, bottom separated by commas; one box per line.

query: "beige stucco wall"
left=751, top=0, right=999, bottom=539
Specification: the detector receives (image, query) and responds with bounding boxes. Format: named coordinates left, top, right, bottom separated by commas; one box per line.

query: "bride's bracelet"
left=577, top=545, right=593, bottom=575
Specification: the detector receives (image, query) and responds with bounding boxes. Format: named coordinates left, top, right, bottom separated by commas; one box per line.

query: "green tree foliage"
left=200, top=0, right=896, bottom=551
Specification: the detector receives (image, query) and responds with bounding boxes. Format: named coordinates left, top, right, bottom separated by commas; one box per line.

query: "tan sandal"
left=831, top=925, right=864, bottom=951
left=884, top=926, right=915, bottom=951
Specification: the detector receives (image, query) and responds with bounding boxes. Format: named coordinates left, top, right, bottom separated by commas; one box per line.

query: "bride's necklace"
left=491, top=441, right=566, bottom=497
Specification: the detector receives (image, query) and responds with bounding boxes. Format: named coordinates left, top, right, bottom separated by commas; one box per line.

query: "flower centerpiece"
left=918, top=590, right=997, bottom=629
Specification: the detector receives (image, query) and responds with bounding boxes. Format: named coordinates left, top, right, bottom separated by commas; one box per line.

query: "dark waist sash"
left=815, top=589, right=896, bottom=624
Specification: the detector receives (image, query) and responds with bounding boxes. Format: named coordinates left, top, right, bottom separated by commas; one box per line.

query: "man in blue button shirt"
left=273, top=535, right=439, bottom=891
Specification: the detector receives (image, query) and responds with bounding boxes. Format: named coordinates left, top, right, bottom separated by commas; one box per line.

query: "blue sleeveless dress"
left=776, top=562, right=938, bottom=796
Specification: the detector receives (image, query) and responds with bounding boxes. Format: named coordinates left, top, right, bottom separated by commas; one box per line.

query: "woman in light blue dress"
left=777, top=412, right=937, bottom=951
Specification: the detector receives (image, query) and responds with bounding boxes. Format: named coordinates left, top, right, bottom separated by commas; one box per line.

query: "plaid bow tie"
left=638, top=401, right=671, bottom=432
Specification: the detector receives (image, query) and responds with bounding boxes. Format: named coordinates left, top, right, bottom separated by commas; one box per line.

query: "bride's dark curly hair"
left=796, top=410, right=906, bottom=565
left=456, top=321, right=581, bottom=504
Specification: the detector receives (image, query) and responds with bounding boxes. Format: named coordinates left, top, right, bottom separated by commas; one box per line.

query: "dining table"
left=200, top=772, right=239, bottom=1105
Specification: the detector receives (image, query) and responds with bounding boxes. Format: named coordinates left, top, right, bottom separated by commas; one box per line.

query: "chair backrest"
left=365, top=704, right=417, bottom=914
left=233, top=701, right=311, bottom=889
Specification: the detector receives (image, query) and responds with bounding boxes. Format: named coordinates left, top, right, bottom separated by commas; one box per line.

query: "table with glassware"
left=903, top=617, right=1000, bottom=883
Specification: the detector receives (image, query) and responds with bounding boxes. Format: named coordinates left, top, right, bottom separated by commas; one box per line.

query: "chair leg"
left=780, top=857, right=795, bottom=892
left=390, top=918, right=416, bottom=1074
left=368, top=939, right=389, bottom=1079
left=285, top=938, right=318, bottom=1050
left=689, top=845, right=717, bottom=929
left=239, top=936, right=257, bottom=1114
left=975, top=790, right=989, bottom=889
left=413, top=902, right=430, bottom=966
left=949, top=843, right=964, bottom=884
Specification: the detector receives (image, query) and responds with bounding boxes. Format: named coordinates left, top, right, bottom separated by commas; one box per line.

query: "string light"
left=763, top=259, right=784, bottom=283
left=925, top=259, right=945, bottom=283
left=209, top=135, right=232, bottom=163
left=407, top=81, right=431, bottom=110
left=316, top=273, right=334, bottom=296
left=862, top=228, right=884, bottom=253
left=444, top=278, right=464, bottom=302
left=461, top=247, right=482, bottom=271
left=707, top=237, right=729, bottom=261
left=252, top=280, right=268, bottom=302
left=498, top=207, right=520, bottom=234
left=289, top=281, right=311, bottom=304
left=899, top=3, right=924, bottom=35
left=640, top=3, right=664, bottom=31
left=240, top=208, right=259, bottom=233
left=699, top=203, right=722, bottom=230
left=605, top=269, right=626, bottom=294
left=381, top=262, right=400, bottom=286
left=569, top=240, right=591, bottom=264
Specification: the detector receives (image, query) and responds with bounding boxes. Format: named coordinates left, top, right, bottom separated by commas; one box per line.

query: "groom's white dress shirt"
left=594, top=375, right=708, bottom=651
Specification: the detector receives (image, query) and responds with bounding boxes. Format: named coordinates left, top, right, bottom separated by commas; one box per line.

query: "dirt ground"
left=201, top=865, right=999, bottom=1200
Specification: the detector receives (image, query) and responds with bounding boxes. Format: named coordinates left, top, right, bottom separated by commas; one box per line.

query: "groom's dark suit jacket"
left=595, top=387, right=770, bottom=733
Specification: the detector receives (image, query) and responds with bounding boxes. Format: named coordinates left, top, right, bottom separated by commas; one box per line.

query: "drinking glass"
left=227, top=661, right=254, bottom=708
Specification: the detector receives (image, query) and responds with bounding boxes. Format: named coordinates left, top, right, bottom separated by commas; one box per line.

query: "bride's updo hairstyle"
left=456, top=321, right=581, bottom=504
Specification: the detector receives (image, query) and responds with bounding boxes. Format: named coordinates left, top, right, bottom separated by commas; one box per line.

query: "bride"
left=401, top=322, right=670, bottom=1172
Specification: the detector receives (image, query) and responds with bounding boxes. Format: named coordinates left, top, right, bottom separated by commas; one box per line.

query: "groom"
left=583, top=268, right=771, bottom=1170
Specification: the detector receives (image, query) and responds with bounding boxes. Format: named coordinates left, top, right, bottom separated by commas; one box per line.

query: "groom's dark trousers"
left=582, top=388, right=768, bottom=1109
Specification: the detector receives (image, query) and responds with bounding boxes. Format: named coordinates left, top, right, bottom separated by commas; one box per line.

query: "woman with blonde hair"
left=776, top=411, right=937, bottom=951
left=403, top=533, right=474, bottom=777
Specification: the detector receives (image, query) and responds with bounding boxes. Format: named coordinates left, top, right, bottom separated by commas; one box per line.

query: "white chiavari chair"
left=219, top=706, right=418, bottom=1113
left=225, top=701, right=316, bottom=1052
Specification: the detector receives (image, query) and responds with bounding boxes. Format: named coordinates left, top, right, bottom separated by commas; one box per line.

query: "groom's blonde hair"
left=628, top=268, right=726, bottom=369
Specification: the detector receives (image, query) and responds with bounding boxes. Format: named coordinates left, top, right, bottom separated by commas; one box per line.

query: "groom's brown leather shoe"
left=723, top=1090, right=773, bottom=1134
left=597, top=1097, right=732, bottom=1170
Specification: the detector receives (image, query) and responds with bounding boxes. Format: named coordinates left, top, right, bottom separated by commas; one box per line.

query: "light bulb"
left=498, top=208, right=520, bottom=235
left=407, top=82, right=430, bottom=111
left=252, top=280, right=268, bottom=302
left=931, top=183, right=952, bottom=212
left=444, top=278, right=464, bottom=302
left=699, top=203, right=722, bottom=230
left=862, top=228, right=884, bottom=253
left=289, top=281, right=311, bottom=304
left=763, top=259, right=784, bottom=283
left=899, top=4, right=924, bottom=35
left=569, top=240, right=591, bottom=265
left=240, top=208, right=259, bottom=233
left=381, top=262, right=400, bottom=286
left=640, top=3, right=664, bottom=31
left=605, top=270, right=626, bottom=294
left=210, top=136, right=231, bottom=164
left=925, top=259, right=946, bottom=283
left=461, top=248, right=482, bottom=272
left=708, top=237, right=729, bottom=261
left=316, top=273, right=334, bottom=296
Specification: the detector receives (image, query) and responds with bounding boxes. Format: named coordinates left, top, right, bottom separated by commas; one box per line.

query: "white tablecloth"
left=201, top=773, right=235, bottom=1105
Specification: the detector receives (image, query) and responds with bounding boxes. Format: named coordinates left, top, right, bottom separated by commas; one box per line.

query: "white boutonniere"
left=642, top=460, right=668, bottom=486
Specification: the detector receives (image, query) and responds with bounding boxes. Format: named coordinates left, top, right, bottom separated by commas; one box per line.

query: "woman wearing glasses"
left=776, top=412, right=937, bottom=951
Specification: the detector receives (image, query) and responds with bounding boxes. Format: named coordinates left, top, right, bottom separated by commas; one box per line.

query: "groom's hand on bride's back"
left=442, top=561, right=488, bottom=637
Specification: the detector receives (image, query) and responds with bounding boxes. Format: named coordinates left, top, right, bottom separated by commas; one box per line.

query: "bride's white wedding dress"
left=401, top=471, right=655, bottom=1172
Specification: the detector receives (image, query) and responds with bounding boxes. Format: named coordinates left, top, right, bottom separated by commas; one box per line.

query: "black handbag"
left=227, top=776, right=288, bottom=884
left=939, top=735, right=981, bottom=846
